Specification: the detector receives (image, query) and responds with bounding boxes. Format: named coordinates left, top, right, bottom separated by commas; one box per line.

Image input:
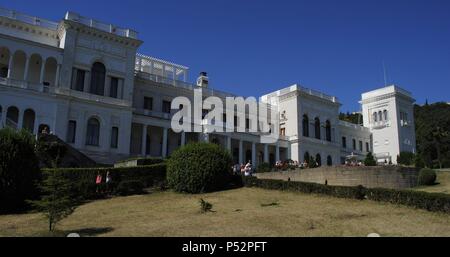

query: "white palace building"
left=0, top=7, right=416, bottom=165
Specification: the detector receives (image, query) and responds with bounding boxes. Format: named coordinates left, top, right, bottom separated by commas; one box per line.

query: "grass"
left=414, top=169, right=450, bottom=194
left=1, top=187, right=449, bottom=237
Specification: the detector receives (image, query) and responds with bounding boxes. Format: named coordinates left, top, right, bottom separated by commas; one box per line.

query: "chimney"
left=196, top=72, right=209, bottom=88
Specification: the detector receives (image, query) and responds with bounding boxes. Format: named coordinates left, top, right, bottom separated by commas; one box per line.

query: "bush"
left=418, top=168, right=437, bottom=186
left=43, top=163, right=166, bottom=200
left=199, top=198, right=213, bottom=213
left=364, top=152, right=377, bottom=166
left=115, top=180, right=145, bottom=196
left=167, top=143, right=233, bottom=193
left=397, top=152, right=415, bottom=166
left=0, top=128, right=41, bottom=213
left=366, top=188, right=450, bottom=213
left=414, top=155, right=426, bottom=168
left=241, top=176, right=450, bottom=213
left=257, top=162, right=271, bottom=173
left=242, top=176, right=366, bottom=200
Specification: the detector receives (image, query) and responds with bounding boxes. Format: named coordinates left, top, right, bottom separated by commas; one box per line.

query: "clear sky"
left=5, top=0, right=450, bottom=111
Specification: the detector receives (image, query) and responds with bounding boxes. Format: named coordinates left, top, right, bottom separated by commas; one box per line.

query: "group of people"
left=95, top=171, right=113, bottom=194
left=232, top=161, right=253, bottom=176
left=275, top=160, right=318, bottom=169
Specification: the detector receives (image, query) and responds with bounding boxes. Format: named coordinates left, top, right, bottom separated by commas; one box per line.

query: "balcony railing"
left=370, top=120, right=391, bottom=129
left=0, top=77, right=55, bottom=93
left=0, top=7, right=59, bottom=30
left=339, top=120, right=370, bottom=132
left=65, top=11, right=138, bottom=39
left=133, top=108, right=172, bottom=120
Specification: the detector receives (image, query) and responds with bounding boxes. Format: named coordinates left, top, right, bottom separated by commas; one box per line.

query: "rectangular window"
left=352, top=139, right=356, bottom=150
left=111, top=127, right=119, bottom=148
left=66, top=120, right=76, bottom=143
left=280, top=128, right=286, bottom=136
left=71, top=69, right=85, bottom=91
left=144, top=97, right=153, bottom=110
left=110, top=77, right=119, bottom=98
left=342, top=137, right=347, bottom=148
left=245, top=118, right=250, bottom=129
left=359, top=140, right=363, bottom=151
left=366, top=142, right=370, bottom=152
left=162, top=100, right=171, bottom=113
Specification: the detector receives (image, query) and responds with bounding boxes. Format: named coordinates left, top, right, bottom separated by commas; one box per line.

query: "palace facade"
left=0, top=8, right=416, bottom=165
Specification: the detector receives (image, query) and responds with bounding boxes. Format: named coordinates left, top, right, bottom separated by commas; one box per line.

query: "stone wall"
left=255, top=166, right=419, bottom=189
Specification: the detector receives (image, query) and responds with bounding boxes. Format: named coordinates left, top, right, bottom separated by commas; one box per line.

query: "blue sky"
left=5, top=0, right=450, bottom=111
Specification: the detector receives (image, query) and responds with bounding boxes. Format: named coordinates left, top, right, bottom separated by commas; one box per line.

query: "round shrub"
left=0, top=128, right=41, bottom=213
left=167, top=143, right=233, bottom=193
left=418, top=168, right=437, bottom=186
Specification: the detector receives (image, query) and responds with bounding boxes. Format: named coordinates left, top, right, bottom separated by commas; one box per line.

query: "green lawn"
left=1, top=187, right=449, bottom=237
left=414, top=169, right=450, bottom=194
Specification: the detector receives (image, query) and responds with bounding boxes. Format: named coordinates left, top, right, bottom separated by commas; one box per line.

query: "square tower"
left=360, top=85, right=416, bottom=164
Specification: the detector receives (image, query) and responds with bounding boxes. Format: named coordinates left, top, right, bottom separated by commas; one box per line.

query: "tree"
left=364, top=152, right=377, bottom=166
left=0, top=128, right=41, bottom=213
left=36, top=135, right=67, bottom=168
left=30, top=170, right=77, bottom=231
left=431, top=126, right=448, bottom=169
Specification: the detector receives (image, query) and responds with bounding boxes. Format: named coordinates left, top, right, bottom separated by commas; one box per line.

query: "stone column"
left=141, top=124, right=147, bottom=156
left=226, top=136, right=232, bottom=151
left=7, top=55, right=13, bottom=78
left=275, top=142, right=280, bottom=162
left=23, top=56, right=30, bottom=81
left=181, top=131, right=186, bottom=146
left=17, top=109, right=24, bottom=130
left=251, top=142, right=256, bottom=166
left=264, top=144, right=269, bottom=163
left=162, top=127, right=168, bottom=158
left=39, top=61, right=46, bottom=84
left=55, top=64, right=60, bottom=87
left=238, top=140, right=243, bottom=164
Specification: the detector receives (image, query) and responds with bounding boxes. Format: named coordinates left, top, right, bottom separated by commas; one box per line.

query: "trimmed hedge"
left=241, top=176, right=450, bottom=213
left=365, top=188, right=450, bottom=213
left=115, top=180, right=145, bottom=196
left=43, top=163, right=166, bottom=200
left=242, top=176, right=366, bottom=200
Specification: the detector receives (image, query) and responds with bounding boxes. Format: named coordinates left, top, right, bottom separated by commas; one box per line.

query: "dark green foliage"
left=414, top=154, right=426, bottom=168
left=308, top=156, right=317, bottom=168
left=396, top=152, right=415, bottom=166
left=257, top=162, right=271, bottom=173
left=417, top=168, right=437, bottom=186
left=167, top=143, right=233, bottom=193
left=364, top=152, right=377, bottom=166
left=241, top=177, right=450, bottom=213
left=43, top=163, right=166, bottom=200
left=36, top=136, right=67, bottom=168
left=414, top=103, right=450, bottom=168
left=29, top=169, right=77, bottom=231
left=339, top=112, right=363, bottom=125
left=0, top=128, right=41, bottom=213
left=115, top=180, right=145, bottom=196
left=242, top=176, right=366, bottom=200
left=366, top=188, right=450, bottom=213
left=199, top=198, right=213, bottom=213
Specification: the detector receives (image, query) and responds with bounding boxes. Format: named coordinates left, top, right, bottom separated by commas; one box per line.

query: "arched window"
left=314, top=117, right=321, bottom=140
left=383, top=110, right=388, bottom=121
left=378, top=111, right=382, bottom=121
left=327, top=155, right=332, bottom=166
left=304, top=152, right=310, bottom=163
left=0, top=47, right=11, bottom=78
left=6, top=106, right=19, bottom=129
left=325, top=120, right=331, bottom=142
left=90, top=62, right=106, bottom=96
left=302, top=114, right=309, bottom=137
left=373, top=112, right=377, bottom=122
left=86, top=117, right=100, bottom=146
left=22, top=109, right=35, bottom=133
left=316, top=154, right=321, bottom=167
left=28, top=54, right=42, bottom=83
